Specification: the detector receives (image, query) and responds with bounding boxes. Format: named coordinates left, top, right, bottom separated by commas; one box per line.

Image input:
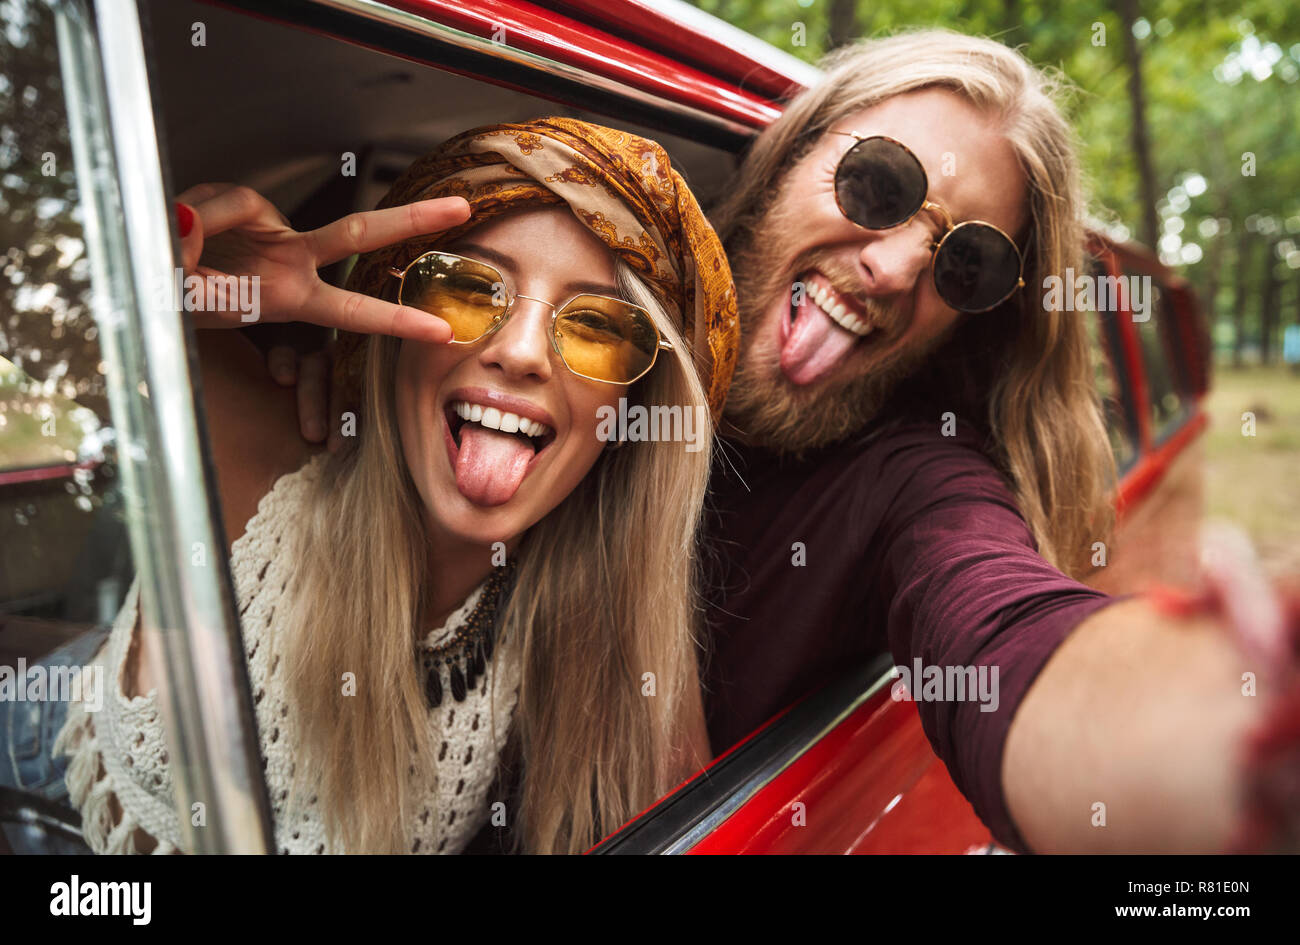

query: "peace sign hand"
left=174, top=183, right=469, bottom=343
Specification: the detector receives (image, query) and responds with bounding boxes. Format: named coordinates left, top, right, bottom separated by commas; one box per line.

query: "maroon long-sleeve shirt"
left=701, top=419, right=1117, bottom=852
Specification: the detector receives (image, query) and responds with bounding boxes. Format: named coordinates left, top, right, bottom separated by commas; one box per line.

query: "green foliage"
left=0, top=0, right=108, bottom=429
left=688, top=0, right=1300, bottom=358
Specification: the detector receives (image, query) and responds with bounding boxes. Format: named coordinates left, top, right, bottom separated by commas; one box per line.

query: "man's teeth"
left=452, top=400, right=551, bottom=438
left=807, top=280, right=873, bottom=337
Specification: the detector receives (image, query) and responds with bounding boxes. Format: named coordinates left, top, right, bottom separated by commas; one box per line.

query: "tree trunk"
left=1259, top=244, right=1279, bottom=365
left=1233, top=230, right=1252, bottom=368
left=1201, top=230, right=1223, bottom=325
left=1000, top=0, right=1023, bottom=42
left=828, top=0, right=858, bottom=50
left=1293, top=268, right=1300, bottom=373
left=1115, top=0, right=1161, bottom=252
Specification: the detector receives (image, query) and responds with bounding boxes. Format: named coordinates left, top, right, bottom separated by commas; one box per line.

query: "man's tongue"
left=780, top=291, right=859, bottom=386
left=455, top=425, right=534, bottom=507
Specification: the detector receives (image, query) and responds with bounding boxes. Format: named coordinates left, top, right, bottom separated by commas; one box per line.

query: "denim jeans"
left=0, top=627, right=110, bottom=854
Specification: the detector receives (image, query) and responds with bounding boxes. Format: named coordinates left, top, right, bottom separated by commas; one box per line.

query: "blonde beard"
left=723, top=319, right=922, bottom=456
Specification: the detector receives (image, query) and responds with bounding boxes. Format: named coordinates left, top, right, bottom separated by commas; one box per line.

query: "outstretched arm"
left=1003, top=596, right=1268, bottom=852
left=873, top=430, right=1294, bottom=854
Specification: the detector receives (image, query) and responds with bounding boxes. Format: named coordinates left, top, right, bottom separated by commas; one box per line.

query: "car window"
left=1130, top=275, right=1187, bottom=443
left=1082, top=256, right=1137, bottom=474
left=0, top=0, right=133, bottom=665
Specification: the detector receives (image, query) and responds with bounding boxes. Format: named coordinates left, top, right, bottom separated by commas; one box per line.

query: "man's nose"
left=478, top=297, right=555, bottom=382
left=855, top=222, right=936, bottom=297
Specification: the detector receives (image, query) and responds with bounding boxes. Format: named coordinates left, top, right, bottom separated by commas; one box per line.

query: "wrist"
left=1228, top=680, right=1300, bottom=853
left=1146, top=582, right=1299, bottom=852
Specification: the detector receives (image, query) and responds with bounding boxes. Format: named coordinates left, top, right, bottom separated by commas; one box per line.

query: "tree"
left=1259, top=245, right=1280, bottom=364
left=0, top=0, right=107, bottom=422
left=1233, top=231, right=1253, bottom=368
left=828, top=0, right=859, bottom=49
left=1114, top=0, right=1160, bottom=251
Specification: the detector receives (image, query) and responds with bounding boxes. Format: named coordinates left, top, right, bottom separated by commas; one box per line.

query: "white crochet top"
left=54, top=454, right=521, bottom=854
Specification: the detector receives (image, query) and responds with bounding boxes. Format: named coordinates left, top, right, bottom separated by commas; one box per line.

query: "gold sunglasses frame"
left=829, top=131, right=1026, bottom=313
left=387, top=251, right=674, bottom=385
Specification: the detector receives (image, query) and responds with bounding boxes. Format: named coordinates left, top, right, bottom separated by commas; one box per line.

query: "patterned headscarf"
left=337, top=118, right=738, bottom=420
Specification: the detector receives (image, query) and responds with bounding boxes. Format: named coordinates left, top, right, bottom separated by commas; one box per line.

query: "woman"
left=51, top=118, right=738, bottom=855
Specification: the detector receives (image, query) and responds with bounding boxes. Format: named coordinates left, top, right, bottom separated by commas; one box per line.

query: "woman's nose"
left=478, top=297, right=555, bottom=382
left=855, top=222, right=936, bottom=298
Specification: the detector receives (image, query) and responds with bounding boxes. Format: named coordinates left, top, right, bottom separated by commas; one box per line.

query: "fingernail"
left=176, top=202, right=194, bottom=238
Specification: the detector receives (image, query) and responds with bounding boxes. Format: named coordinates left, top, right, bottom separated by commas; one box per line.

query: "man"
left=696, top=30, right=1289, bottom=853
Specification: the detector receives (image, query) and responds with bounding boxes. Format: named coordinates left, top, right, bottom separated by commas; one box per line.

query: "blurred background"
left=687, top=0, right=1300, bottom=574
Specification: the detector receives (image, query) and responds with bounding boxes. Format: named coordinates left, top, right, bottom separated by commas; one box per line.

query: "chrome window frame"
left=54, top=0, right=273, bottom=854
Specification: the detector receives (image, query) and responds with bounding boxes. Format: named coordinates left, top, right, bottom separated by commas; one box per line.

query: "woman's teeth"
left=451, top=400, right=552, bottom=439
left=807, top=280, right=873, bottom=337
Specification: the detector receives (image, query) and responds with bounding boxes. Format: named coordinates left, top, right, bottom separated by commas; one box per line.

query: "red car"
left=0, top=0, right=1210, bottom=854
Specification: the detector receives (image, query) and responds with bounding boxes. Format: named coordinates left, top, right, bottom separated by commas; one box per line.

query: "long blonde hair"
left=278, top=260, right=711, bottom=853
left=715, top=29, right=1114, bottom=577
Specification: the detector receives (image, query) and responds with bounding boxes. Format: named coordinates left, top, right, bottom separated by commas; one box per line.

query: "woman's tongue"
left=779, top=289, right=859, bottom=386
left=455, top=425, right=534, bottom=507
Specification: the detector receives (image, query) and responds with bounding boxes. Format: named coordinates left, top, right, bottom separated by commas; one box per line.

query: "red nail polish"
left=176, top=202, right=194, bottom=238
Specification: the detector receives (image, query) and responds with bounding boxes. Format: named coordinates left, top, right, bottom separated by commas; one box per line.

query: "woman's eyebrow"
left=452, top=241, right=621, bottom=298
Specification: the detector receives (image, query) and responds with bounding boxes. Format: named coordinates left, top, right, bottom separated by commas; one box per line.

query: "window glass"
left=1083, top=257, right=1137, bottom=473
left=1131, top=277, right=1187, bottom=442
left=0, top=0, right=132, bottom=652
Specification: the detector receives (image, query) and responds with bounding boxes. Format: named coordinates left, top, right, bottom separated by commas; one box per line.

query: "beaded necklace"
left=418, top=563, right=516, bottom=709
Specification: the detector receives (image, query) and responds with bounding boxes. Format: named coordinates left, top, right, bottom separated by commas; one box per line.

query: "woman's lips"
left=442, top=405, right=553, bottom=508
left=445, top=385, right=556, bottom=430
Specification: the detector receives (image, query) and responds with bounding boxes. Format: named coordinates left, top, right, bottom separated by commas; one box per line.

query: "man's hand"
left=174, top=183, right=470, bottom=342
left=264, top=342, right=340, bottom=449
